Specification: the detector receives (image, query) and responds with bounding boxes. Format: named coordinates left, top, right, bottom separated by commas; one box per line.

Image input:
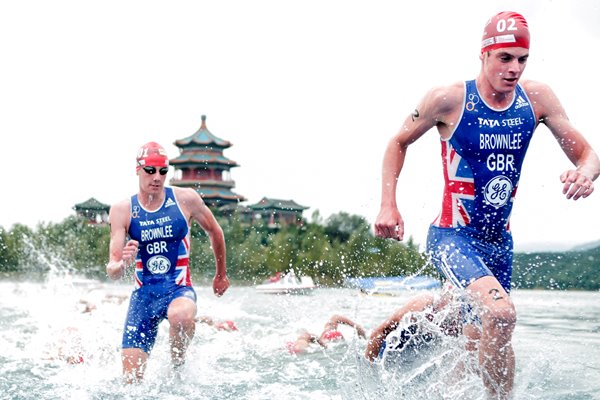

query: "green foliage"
left=512, top=247, right=600, bottom=290
left=0, top=225, right=27, bottom=272
left=2, top=211, right=596, bottom=290
left=0, top=218, right=110, bottom=277
left=0, top=211, right=429, bottom=286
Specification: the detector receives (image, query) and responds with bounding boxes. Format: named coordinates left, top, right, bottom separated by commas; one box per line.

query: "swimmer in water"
left=196, top=315, right=238, bottom=332
left=365, top=291, right=462, bottom=363
left=286, top=314, right=367, bottom=354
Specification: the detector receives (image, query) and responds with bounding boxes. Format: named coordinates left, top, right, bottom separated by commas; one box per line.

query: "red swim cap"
left=322, top=330, right=344, bottom=341
left=136, top=142, right=169, bottom=170
left=481, top=11, right=530, bottom=53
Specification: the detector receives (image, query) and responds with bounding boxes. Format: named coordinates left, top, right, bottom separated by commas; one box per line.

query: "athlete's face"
left=138, top=165, right=168, bottom=194
left=481, top=47, right=529, bottom=94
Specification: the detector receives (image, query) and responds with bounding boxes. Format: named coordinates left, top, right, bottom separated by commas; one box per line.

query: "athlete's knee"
left=169, top=309, right=195, bottom=328
left=483, top=303, right=516, bottom=334
left=168, top=298, right=196, bottom=326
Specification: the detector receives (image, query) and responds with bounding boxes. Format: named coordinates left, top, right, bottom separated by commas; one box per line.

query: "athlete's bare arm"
left=524, top=80, right=600, bottom=200
left=375, top=83, right=463, bottom=241
left=325, top=315, right=367, bottom=338
left=364, top=293, right=434, bottom=361
left=175, top=187, right=229, bottom=296
left=106, top=199, right=139, bottom=280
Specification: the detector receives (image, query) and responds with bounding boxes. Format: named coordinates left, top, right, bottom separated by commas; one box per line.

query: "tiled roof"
left=170, top=152, right=238, bottom=166
left=73, top=197, right=110, bottom=211
left=198, top=187, right=246, bottom=200
left=248, top=197, right=308, bottom=211
left=174, top=115, right=231, bottom=149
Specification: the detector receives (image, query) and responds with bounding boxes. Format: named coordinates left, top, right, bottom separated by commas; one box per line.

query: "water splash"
left=341, top=303, right=489, bottom=400
left=1, top=280, right=598, bottom=399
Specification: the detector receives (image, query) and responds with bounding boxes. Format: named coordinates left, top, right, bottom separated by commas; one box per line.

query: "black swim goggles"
left=142, top=166, right=169, bottom=175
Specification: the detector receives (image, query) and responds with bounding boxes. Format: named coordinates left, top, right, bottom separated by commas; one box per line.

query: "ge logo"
left=483, top=175, right=513, bottom=208
left=147, top=255, right=171, bottom=274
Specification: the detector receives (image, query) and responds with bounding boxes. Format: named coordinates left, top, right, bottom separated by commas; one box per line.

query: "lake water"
left=1, top=275, right=599, bottom=400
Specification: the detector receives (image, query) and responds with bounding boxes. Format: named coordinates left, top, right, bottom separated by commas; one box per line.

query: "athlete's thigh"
left=486, top=245, right=513, bottom=293
left=466, top=275, right=515, bottom=320
left=167, top=286, right=197, bottom=321
left=122, top=289, right=163, bottom=352
left=426, top=227, right=493, bottom=289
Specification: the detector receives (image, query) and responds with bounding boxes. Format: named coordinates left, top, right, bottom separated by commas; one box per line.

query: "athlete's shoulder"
left=108, top=197, right=132, bottom=227
left=171, top=186, right=201, bottom=201
left=109, top=197, right=131, bottom=214
left=171, top=186, right=206, bottom=213
left=423, top=81, right=465, bottom=113
left=519, top=79, right=560, bottom=118
left=414, top=81, right=465, bottom=128
left=426, top=81, right=464, bottom=100
left=519, top=79, right=554, bottom=99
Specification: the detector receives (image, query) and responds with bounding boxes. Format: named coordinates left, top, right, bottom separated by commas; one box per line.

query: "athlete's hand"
left=374, top=207, right=405, bottom=241
left=560, top=169, right=595, bottom=200
left=213, top=274, right=230, bottom=297
left=122, top=240, right=139, bottom=265
left=106, top=260, right=126, bottom=280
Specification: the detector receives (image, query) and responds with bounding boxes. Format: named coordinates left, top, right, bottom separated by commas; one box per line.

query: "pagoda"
left=169, top=115, right=246, bottom=208
left=248, top=197, right=308, bottom=227
left=73, top=197, right=110, bottom=224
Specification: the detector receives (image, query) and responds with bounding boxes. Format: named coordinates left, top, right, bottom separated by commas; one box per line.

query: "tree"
left=324, top=212, right=370, bottom=243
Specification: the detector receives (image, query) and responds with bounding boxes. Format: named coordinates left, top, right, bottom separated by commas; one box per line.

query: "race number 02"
left=497, top=18, right=517, bottom=32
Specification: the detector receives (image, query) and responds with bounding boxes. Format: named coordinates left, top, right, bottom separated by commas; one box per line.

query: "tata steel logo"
left=147, top=255, right=171, bottom=274
left=483, top=175, right=513, bottom=208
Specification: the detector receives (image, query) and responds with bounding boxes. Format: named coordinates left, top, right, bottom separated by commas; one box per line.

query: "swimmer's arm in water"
left=296, top=331, right=326, bottom=349
left=364, top=293, right=434, bottom=361
left=196, top=316, right=214, bottom=325
left=326, top=315, right=367, bottom=339
left=106, top=199, right=138, bottom=280
left=365, top=319, right=399, bottom=362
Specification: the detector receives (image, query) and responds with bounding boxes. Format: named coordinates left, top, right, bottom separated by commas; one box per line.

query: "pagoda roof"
left=218, top=203, right=253, bottom=213
left=170, top=152, right=239, bottom=167
left=198, top=187, right=246, bottom=201
left=174, top=115, right=232, bottom=149
left=248, top=197, right=308, bottom=211
left=73, top=197, right=110, bottom=211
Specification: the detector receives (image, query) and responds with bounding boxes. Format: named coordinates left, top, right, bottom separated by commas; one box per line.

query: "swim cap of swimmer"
left=322, top=330, right=344, bottom=341
left=481, top=11, right=530, bottom=53
left=136, top=141, right=169, bottom=170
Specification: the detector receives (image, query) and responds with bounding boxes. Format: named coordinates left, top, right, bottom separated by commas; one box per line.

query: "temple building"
left=72, top=115, right=308, bottom=227
left=72, top=197, right=110, bottom=224
left=248, top=197, right=308, bottom=227
left=169, top=115, right=246, bottom=208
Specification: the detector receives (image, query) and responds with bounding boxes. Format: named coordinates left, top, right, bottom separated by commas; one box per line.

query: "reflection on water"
left=1, top=275, right=599, bottom=400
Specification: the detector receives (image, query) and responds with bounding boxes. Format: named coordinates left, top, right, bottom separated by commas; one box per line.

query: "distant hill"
left=512, top=242, right=600, bottom=291
left=570, top=239, right=600, bottom=252
left=514, top=239, right=600, bottom=253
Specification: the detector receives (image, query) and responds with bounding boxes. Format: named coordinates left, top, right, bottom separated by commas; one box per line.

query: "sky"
left=1, top=0, right=599, bottom=251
